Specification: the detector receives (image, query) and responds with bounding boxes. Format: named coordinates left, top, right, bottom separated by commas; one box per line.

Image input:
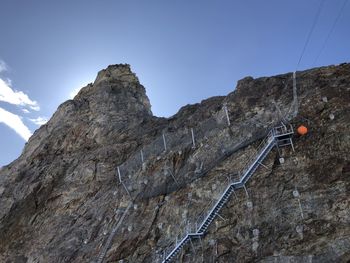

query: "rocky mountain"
left=0, top=63, right=349, bottom=263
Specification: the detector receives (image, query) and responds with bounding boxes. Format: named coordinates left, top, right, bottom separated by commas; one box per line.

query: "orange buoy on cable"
left=297, top=125, right=308, bottom=135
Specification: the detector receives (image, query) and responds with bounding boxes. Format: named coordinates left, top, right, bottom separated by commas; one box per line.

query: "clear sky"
left=0, top=0, right=349, bottom=166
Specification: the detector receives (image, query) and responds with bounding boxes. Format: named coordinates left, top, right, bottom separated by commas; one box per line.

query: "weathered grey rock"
left=0, top=63, right=349, bottom=263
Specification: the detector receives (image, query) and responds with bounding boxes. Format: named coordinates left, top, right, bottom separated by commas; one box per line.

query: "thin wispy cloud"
left=0, top=78, right=40, bottom=111
left=0, top=60, right=7, bottom=73
left=4, top=78, right=12, bottom=86
left=0, top=107, right=32, bottom=141
left=0, top=59, right=44, bottom=142
left=29, top=116, right=48, bottom=125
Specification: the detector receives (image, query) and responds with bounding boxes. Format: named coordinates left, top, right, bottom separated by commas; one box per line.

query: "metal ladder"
left=161, top=125, right=294, bottom=263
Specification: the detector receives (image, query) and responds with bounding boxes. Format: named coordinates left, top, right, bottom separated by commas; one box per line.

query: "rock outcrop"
left=0, top=63, right=349, bottom=263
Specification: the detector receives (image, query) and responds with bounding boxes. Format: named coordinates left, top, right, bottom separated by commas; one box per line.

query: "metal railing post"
left=140, top=149, right=144, bottom=164
left=117, top=166, right=122, bottom=183
left=223, top=104, right=231, bottom=126
left=152, top=126, right=295, bottom=262
left=191, top=128, right=196, bottom=148
left=162, top=133, right=167, bottom=151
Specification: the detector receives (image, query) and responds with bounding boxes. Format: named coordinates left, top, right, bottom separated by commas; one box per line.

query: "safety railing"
left=115, top=115, right=276, bottom=200
left=238, top=130, right=274, bottom=180
left=98, top=102, right=293, bottom=263
left=99, top=74, right=298, bottom=263
left=156, top=125, right=294, bottom=263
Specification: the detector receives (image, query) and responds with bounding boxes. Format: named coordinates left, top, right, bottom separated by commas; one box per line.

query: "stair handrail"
left=160, top=130, right=277, bottom=262
left=193, top=132, right=273, bottom=233
left=158, top=125, right=295, bottom=262
left=159, top=218, right=199, bottom=262
left=238, top=130, right=274, bottom=181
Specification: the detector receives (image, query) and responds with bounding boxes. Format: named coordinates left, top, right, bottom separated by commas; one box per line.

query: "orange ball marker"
left=297, top=125, right=308, bottom=135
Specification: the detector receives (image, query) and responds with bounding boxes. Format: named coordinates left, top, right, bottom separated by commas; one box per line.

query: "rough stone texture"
left=0, top=63, right=349, bottom=263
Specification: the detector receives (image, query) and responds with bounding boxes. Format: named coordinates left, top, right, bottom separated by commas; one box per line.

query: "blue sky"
left=0, top=0, right=349, bottom=166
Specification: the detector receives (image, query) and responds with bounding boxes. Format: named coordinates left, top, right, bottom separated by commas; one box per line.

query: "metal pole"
left=199, top=235, right=203, bottom=249
left=243, top=184, right=249, bottom=198
left=217, top=213, right=226, bottom=221
left=294, top=187, right=304, bottom=219
left=118, top=167, right=131, bottom=197
left=223, top=104, right=231, bottom=126
left=189, top=238, right=196, bottom=253
left=258, top=161, right=269, bottom=170
left=122, top=182, right=131, bottom=197
left=140, top=149, right=144, bottom=163
left=162, top=133, right=167, bottom=151
left=168, top=169, right=179, bottom=186
left=233, top=189, right=237, bottom=198
left=281, top=121, right=287, bottom=131
left=117, top=166, right=122, bottom=183
left=292, top=71, right=299, bottom=118
left=290, top=138, right=295, bottom=152
left=191, top=128, right=196, bottom=148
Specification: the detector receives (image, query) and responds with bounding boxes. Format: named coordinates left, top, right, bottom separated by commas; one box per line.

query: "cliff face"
left=0, top=63, right=349, bottom=263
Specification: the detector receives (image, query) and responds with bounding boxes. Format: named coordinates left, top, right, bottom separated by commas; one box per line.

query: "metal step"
left=161, top=126, right=294, bottom=263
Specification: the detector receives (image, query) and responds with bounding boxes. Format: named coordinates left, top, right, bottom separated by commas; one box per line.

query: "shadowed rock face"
left=0, top=63, right=349, bottom=263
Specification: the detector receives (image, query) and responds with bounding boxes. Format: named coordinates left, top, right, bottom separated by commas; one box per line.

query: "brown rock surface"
left=0, top=63, right=349, bottom=263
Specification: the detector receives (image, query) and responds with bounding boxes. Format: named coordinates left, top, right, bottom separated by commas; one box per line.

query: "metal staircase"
left=163, top=233, right=204, bottom=262
left=161, top=124, right=294, bottom=263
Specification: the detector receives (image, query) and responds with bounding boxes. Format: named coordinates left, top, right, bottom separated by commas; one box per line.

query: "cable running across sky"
left=313, top=0, right=349, bottom=66
left=296, top=0, right=326, bottom=70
